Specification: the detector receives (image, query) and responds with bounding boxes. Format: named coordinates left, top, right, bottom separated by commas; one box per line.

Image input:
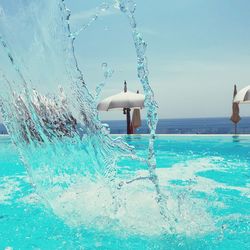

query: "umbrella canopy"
left=97, top=91, right=145, bottom=111
left=132, top=109, right=141, bottom=129
left=231, top=85, right=241, bottom=123
left=98, top=81, right=145, bottom=134
left=233, top=85, right=250, bottom=103
left=231, top=103, right=240, bottom=123
left=231, top=85, right=240, bottom=134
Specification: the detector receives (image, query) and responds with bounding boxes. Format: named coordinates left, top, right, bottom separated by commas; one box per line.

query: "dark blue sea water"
left=1, top=117, right=250, bottom=134
left=103, top=117, right=250, bottom=134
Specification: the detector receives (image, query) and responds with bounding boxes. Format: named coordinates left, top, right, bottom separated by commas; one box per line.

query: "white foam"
left=0, top=177, right=21, bottom=203
left=5, top=156, right=248, bottom=237
left=42, top=174, right=216, bottom=237
left=150, top=157, right=249, bottom=199
left=18, top=193, right=40, bottom=204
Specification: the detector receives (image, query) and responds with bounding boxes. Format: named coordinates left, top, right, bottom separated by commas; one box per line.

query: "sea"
left=1, top=117, right=248, bottom=135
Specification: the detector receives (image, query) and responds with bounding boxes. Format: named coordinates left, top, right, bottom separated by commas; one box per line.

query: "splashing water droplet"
left=0, top=6, right=4, bottom=18
left=99, top=2, right=110, bottom=12
left=0, top=0, right=177, bottom=236
left=102, top=62, right=108, bottom=69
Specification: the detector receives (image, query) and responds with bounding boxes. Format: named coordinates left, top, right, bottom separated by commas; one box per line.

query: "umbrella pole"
left=126, top=108, right=131, bottom=134
left=235, top=123, right=237, bottom=134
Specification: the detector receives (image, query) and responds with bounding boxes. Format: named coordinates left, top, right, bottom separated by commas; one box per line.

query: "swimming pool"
left=0, top=135, right=249, bottom=249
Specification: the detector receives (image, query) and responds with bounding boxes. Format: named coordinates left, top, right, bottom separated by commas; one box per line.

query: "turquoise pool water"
left=0, top=135, right=249, bottom=249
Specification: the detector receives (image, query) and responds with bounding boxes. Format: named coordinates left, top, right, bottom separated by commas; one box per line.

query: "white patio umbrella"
left=232, top=85, right=250, bottom=134
left=97, top=81, right=145, bottom=134
left=231, top=85, right=240, bottom=134
left=234, top=85, right=250, bottom=103
left=97, top=91, right=145, bottom=111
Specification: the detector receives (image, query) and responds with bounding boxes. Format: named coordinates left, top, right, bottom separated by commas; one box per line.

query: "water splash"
left=0, top=0, right=175, bottom=235
left=118, top=0, right=177, bottom=231
left=95, top=62, right=114, bottom=102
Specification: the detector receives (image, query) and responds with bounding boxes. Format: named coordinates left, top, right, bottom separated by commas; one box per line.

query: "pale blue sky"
left=1, top=0, right=250, bottom=120
left=68, top=0, right=250, bottom=120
